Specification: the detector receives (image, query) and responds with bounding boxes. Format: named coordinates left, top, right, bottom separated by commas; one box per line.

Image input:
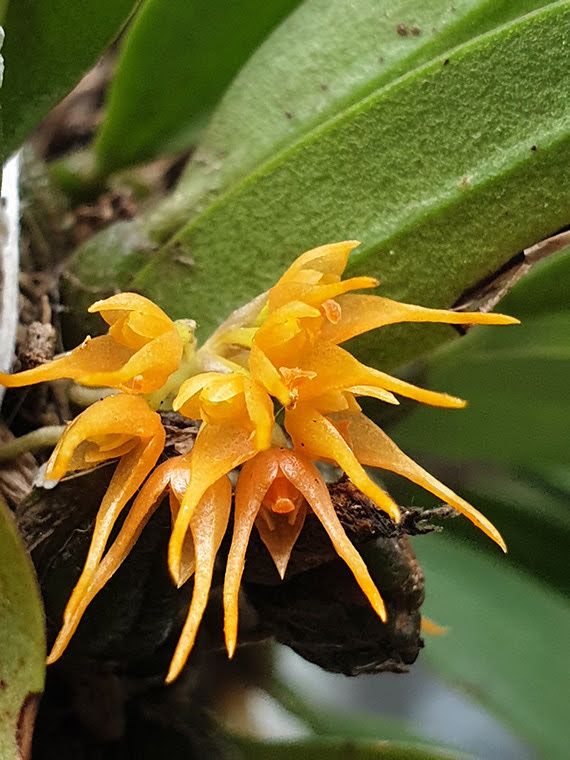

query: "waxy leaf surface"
left=2, top=0, right=137, bottom=157
left=415, top=534, right=569, bottom=760
left=68, top=2, right=570, bottom=373
left=95, top=0, right=304, bottom=173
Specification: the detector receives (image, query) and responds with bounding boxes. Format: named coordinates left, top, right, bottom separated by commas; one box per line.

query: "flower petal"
left=0, top=336, right=131, bottom=389
left=285, top=404, right=400, bottom=522
left=346, top=385, right=399, bottom=405
left=46, top=394, right=163, bottom=480
left=243, top=379, right=275, bottom=450
left=224, top=452, right=281, bottom=657
left=0, top=329, right=183, bottom=394
left=270, top=241, right=361, bottom=312
left=321, top=293, right=520, bottom=344
left=172, top=372, right=226, bottom=416
left=47, top=396, right=165, bottom=624
left=278, top=449, right=387, bottom=622
left=47, top=455, right=186, bottom=664
left=89, top=292, right=175, bottom=340
left=288, top=342, right=465, bottom=409
left=99, top=328, right=182, bottom=393
left=168, top=423, right=258, bottom=585
left=249, top=342, right=291, bottom=406
left=166, top=475, right=232, bottom=683
left=368, top=368, right=466, bottom=409
left=336, top=411, right=506, bottom=551
left=272, top=275, right=377, bottom=312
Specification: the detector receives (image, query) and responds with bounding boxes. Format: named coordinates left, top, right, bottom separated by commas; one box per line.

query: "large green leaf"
left=150, top=0, right=554, bottom=237
left=415, top=534, right=569, bottom=760
left=450, top=470, right=569, bottom=594
left=385, top=460, right=570, bottom=595
left=1, top=0, right=137, bottom=157
left=393, top=311, right=570, bottom=467
left=386, top=248, right=570, bottom=588
left=0, top=498, right=45, bottom=759
left=234, top=735, right=468, bottom=760
left=94, top=0, right=304, bottom=174
left=67, top=2, right=570, bottom=374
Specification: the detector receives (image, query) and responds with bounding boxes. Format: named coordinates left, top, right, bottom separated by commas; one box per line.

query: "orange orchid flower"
left=45, top=393, right=165, bottom=642
left=247, top=241, right=519, bottom=547
left=268, top=241, right=378, bottom=312
left=168, top=372, right=274, bottom=584
left=47, top=454, right=232, bottom=685
left=0, top=292, right=191, bottom=394
left=269, top=240, right=518, bottom=335
left=1, top=240, right=520, bottom=680
left=224, top=447, right=387, bottom=657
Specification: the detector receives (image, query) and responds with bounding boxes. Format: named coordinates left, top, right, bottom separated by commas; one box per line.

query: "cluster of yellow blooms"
left=0, top=242, right=518, bottom=682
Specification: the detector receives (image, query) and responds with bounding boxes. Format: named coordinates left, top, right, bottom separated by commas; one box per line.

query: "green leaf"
left=456, top=471, right=569, bottom=593
left=94, top=0, right=304, bottom=174
left=383, top=246, right=569, bottom=601
left=392, top=310, right=570, bottom=467
left=388, top=465, right=570, bottom=595
left=67, top=2, right=570, bottom=373
left=415, top=534, right=570, bottom=759
left=0, top=497, right=45, bottom=759
left=234, top=735, right=468, bottom=760
left=1, top=0, right=137, bottom=157
left=153, top=0, right=554, bottom=234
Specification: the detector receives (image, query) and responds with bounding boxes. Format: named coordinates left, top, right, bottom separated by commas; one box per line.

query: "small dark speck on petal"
left=411, top=26, right=421, bottom=36
left=320, top=83, right=328, bottom=91
left=397, top=23, right=408, bottom=36
left=285, top=111, right=293, bottom=120
left=531, top=145, right=537, bottom=151
left=443, top=58, right=450, bottom=66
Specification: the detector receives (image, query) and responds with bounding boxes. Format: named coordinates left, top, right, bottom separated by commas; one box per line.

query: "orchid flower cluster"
left=0, top=241, right=518, bottom=682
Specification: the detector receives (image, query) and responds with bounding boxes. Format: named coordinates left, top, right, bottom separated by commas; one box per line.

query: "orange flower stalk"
left=168, top=372, right=274, bottom=584
left=0, top=292, right=190, bottom=394
left=224, top=447, right=387, bottom=657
